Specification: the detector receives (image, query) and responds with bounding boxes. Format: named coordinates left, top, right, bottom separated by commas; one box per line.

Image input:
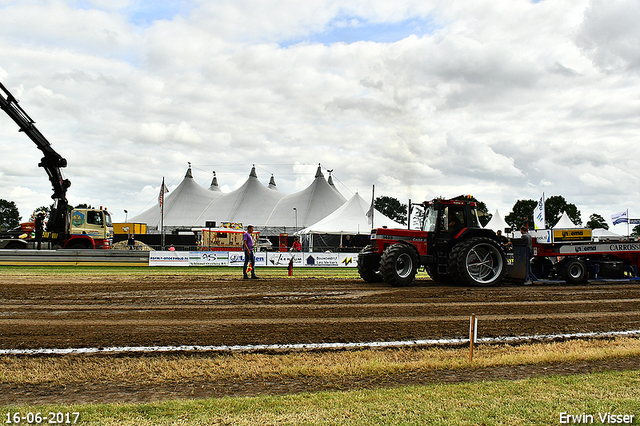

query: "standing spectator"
left=34, top=212, right=45, bottom=250
left=291, top=236, right=302, bottom=252
left=521, top=226, right=534, bottom=285
left=243, top=225, right=258, bottom=279
left=343, top=235, right=354, bottom=251
left=127, top=234, right=135, bottom=250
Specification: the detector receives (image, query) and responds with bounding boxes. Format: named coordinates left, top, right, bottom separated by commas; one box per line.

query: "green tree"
left=545, top=195, right=582, bottom=227
left=505, top=199, right=537, bottom=229
left=632, top=225, right=640, bottom=237
left=586, top=213, right=609, bottom=230
left=0, top=199, right=21, bottom=231
left=374, top=196, right=407, bottom=225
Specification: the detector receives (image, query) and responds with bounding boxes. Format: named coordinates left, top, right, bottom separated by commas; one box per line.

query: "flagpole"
left=628, top=209, right=630, bottom=237
left=161, top=177, right=165, bottom=250
left=370, top=185, right=375, bottom=229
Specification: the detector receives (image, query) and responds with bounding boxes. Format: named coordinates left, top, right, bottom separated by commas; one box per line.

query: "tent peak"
left=209, top=171, right=219, bottom=189
left=268, top=174, right=278, bottom=189
left=185, top=164, right=193, bottom=178
left=250, top=165, right=257, bottom=178
left=315, top=164, right=324, bottom=178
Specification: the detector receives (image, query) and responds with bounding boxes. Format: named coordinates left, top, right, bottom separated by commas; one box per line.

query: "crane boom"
left=0, top=82, right=70, bottom=235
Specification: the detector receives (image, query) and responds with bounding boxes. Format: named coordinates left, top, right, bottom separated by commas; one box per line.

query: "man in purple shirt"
left=243, top=225, right=258, bottom=279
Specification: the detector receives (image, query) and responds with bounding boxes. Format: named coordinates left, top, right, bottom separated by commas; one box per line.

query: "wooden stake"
left=469, top=314, right=477, bottom=362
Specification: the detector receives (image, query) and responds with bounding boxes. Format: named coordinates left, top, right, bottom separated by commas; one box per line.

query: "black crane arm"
left=0, top=82, right=70, bottom=234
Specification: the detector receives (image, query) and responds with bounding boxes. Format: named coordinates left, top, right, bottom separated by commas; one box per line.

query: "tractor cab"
left=422, top=199, right=482, bottom=234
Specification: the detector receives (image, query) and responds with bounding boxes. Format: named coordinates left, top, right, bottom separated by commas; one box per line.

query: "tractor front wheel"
left=357, top=245, right=383, bottom=283
left=379, top=244, right=419, bottom=287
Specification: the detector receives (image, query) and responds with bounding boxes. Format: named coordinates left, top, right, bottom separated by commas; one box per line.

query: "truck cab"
left=66, top=208, right=113, bottom=249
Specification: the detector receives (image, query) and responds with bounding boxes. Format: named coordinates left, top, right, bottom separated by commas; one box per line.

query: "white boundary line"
left=1, top=330, right=639, bottom=356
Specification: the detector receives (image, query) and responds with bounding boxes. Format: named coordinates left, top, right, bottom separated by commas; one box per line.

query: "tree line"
left=374, top=194, right=637, bottom=235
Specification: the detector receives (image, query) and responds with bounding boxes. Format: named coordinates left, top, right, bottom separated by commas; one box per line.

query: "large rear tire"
left=379, top=244, right=419, bottom=287
left=449, top=237, right=507, bottom=287
left=357, top=245, right=383, bottom=283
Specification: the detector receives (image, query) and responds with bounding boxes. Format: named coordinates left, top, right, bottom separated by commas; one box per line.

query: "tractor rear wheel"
left=449, top=237, right=507, bottom=287
left=379, top=244, right=419, bottom=287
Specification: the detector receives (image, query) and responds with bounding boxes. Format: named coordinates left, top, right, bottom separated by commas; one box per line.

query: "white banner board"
left=149, top=251, right=190, bottom=267
left=149, top=251, right=358, bottom=267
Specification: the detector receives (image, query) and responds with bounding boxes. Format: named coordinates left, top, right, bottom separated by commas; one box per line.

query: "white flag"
left=366, top=185, right=375, bottom=226
left=533, top=194, right=545, bottom=229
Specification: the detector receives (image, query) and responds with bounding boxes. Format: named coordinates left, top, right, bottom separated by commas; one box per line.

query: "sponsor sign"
left=150, top=251, right=358, bottom=267
left=189, top=251, right=229, bottom=266
left=227, top=251, right=267, bottom=267
left=531, top=230, right=552, bottom=244
left=553, top=228, right=591, bottom=242
left=267, top=252, right=304, bottom=267
left=558, top=242, right=640, bottom=255
left=149, top=251, right=190, bottom=266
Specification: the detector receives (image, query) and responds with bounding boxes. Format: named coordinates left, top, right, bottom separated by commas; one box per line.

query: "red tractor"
left=358, top=198, right=508, bottom=287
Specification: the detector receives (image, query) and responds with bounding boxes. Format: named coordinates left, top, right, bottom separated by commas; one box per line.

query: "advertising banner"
left=149, top=251, right=358, bottom=267
left=558, top=241, right=640, bottom=255
left=553, top=228, right=592, bottom=242
left=227, top=251, right=267, bottom=267
left=267, top=252, right=305, bottom=267
left=149, top=251, right=190, bottom=266
left=189, top=251, right=229, bottom=266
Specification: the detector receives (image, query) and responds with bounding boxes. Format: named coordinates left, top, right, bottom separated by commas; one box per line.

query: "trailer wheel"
left=357, top=245, right=383, bottom=283
left=449, top=237, right=507, bottom=287
left=560, top=258, right=587, bottom=284
left=379, top=244, right=418, bottom=287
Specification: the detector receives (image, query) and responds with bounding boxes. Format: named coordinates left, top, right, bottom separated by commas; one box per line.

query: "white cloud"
left=0, top=0, right=639, bottom=227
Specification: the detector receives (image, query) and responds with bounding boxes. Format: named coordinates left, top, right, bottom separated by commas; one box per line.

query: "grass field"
left=2, top=369, right=639, bottom=425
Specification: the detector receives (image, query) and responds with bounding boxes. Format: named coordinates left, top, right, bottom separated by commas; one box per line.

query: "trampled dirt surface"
left=1, top=272, right=640, bottom=404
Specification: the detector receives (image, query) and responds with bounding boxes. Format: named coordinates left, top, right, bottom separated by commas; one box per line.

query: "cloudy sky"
left=1, top=0, right=639, bottom=231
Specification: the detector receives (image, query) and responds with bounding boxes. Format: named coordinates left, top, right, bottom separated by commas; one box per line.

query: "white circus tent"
left=483, top=209, right=510, bottom=233
left=297, top=192, right=403, bottom=235
left=131, top=167, right=222, bottom=228
left=264, top=165, right=346, bottom=229
left=199, top=165, right=286, bottom=227
left=553, top=212, right=578, bottom=228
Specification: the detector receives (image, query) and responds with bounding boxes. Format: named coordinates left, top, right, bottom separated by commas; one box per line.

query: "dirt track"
left=1, top=273, right=640, bottom=405
left=1, top=274, right=639, bottom=350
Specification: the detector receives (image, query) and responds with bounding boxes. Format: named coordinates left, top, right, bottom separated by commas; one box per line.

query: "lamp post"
left=124, top=209, right=128, bottom=222
left=293, top=207, right=298, bottom=232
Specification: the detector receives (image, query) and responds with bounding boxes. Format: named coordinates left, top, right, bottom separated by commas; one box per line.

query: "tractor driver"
left=447, top=206, right=464, bottom=231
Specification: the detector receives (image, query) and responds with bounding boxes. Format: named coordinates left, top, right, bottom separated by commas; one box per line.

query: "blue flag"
left=611, top=210, right=628, bottom=226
